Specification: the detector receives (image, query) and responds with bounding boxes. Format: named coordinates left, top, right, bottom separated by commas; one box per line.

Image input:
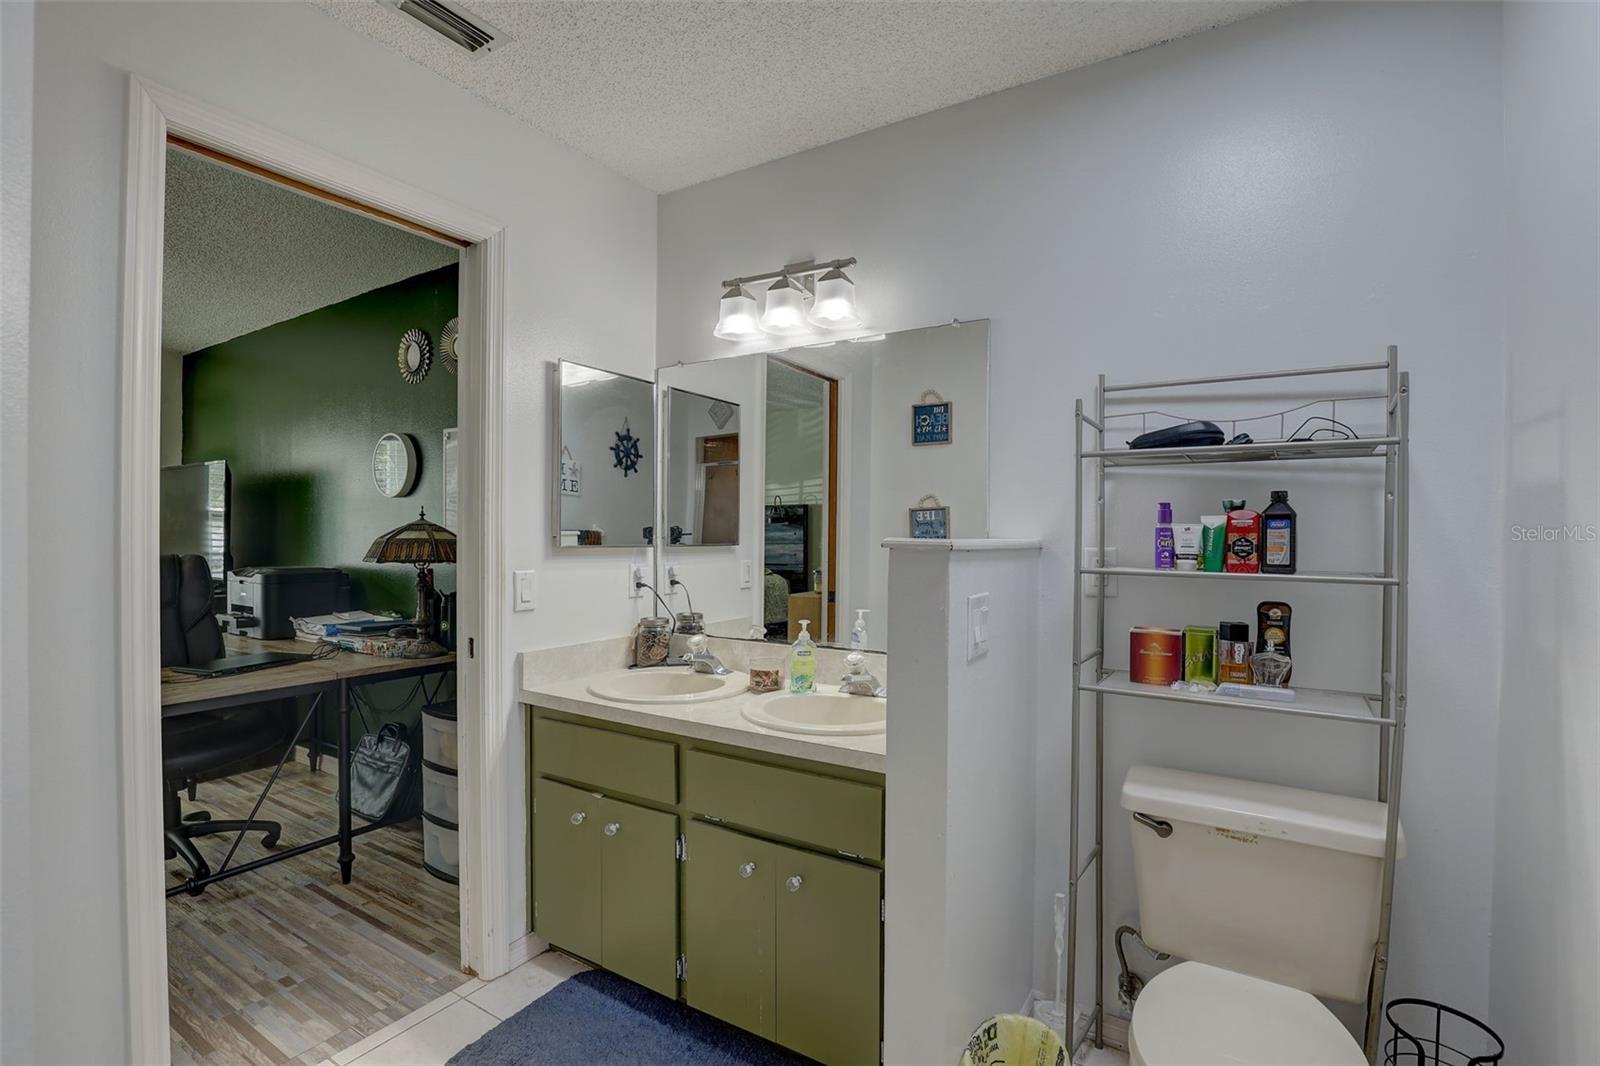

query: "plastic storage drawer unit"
left=422, top=814, right=459, bottom=883
left=422, top=701, right=457, bottom=770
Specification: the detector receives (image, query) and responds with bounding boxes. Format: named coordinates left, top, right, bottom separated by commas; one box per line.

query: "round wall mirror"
left=397, top=328, right=432, bottom=384
left=373, top=432, right=420, bottom=497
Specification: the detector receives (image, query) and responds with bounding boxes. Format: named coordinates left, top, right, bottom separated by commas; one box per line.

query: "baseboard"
left=505, top=931, right=549, bottom=970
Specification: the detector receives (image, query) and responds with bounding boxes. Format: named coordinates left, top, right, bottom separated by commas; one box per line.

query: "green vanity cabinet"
left=532, top=777, right=603, bottom=963
left=682, top=821, right=776, bottom=1038
left=528, top=706, right=884, bottom=1065
left=683, top=821, right=883, bottom=1066
left=532, top=775, right=679, bottom=996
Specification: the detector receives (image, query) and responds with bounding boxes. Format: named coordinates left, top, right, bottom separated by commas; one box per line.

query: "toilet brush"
left=1033, top=892, right=1068, bottom=1038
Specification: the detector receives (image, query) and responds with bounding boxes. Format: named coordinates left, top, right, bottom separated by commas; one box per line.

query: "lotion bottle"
left=1154, top=502, right=1176, bottom=569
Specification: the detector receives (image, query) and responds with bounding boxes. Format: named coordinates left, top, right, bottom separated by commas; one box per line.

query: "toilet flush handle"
left=1132, top=812, right=1173, bottom=838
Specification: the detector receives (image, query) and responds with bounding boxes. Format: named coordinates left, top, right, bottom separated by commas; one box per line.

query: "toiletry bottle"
left=1200, top=514, right=1227, bottom=572
left=788, top=619, right=818, bottom=694
left=1174, top=523, right=1202, bottom=571
left=1255, top=601, right=1293, bottom=683
left=1223, top=498, right=1262, bottom=573
left=1262, top=490, right=1298, bottom=574
left=1216, top=621, right=1252, bottom=684
left=850, top=609, right=869, bottom=651
left=1154, top=502, right=1176, bottom=569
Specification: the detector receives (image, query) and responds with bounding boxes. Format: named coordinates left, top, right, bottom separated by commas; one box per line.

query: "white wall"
left=14, top=3, right=654, bottom=1060
left=660, top=1, right=1508, bottom=1026
left=884, top=542, right=1039, bottom=1064
left=1, top=3, right=36, bottom=1063
left=1489, top=2, right=1600, bottom=1060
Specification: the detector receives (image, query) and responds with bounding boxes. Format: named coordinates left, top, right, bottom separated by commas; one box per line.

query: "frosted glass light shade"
left=759, top=275, right=812, bottom=336
left=807, top=268, right=862, bottom=329
left=713, top=285, right=763, bottom=341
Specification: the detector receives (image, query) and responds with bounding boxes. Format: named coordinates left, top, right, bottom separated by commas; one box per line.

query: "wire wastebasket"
left=1384, top=999, right=1505, bottom=1066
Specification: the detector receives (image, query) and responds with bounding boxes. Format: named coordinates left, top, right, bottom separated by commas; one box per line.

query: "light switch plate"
left=513, top=569, right=536, bottom=612
left=967, top=592, right=991, bottom=662
left=1083, top=547, right=1118, bottom=598
left=739, top=560, right=754, bottom=589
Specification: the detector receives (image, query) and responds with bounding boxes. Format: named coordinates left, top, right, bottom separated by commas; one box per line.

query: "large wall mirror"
left=553, top=360, right=656, bottom=548
left=656, top=319, right=990, bottom=651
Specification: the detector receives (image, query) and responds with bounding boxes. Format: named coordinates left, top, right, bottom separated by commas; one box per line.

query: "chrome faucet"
left=683, top=634, right=730, bottom=675
left=839, top=654, right=885, bottom=697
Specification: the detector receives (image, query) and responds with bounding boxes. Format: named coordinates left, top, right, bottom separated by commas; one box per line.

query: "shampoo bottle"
left=788, top=619, right=818, bottom=693
left=1154, top=502, right=1176, bottom=569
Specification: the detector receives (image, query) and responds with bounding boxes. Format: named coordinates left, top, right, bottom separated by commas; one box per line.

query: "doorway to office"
left=120, top=79, right=513, bottom=1066
left=160, top=139, right=468, bottom=1063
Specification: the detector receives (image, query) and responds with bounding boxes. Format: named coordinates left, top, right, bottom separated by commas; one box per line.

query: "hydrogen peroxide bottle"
left=1262, top=490, right=1298, bottom=574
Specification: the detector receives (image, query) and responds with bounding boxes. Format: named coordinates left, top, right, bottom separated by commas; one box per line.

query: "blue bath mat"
left=447, top=968, right=816, bottom=1065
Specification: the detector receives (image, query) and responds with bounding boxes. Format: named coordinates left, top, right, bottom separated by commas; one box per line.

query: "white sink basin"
left=743, top=691, right=886, bottom=736
left=586, top=668, right=745, bottom=704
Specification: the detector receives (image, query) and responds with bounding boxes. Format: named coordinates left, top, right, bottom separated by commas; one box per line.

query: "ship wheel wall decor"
left=397, top=327, right=432, bottom=384
left=611, top=418, right=642, bottom=477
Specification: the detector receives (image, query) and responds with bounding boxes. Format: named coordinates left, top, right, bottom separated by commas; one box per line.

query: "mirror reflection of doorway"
left=698, top=434, right=740, bottom=544
left=765, top=359, right=838, bottom=643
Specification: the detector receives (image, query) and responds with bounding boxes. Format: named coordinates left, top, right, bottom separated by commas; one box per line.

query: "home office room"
left=157, top=142, right=468, bottom=1061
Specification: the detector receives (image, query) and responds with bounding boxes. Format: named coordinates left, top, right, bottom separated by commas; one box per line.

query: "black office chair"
left=161, top=554, right=283, bottom=888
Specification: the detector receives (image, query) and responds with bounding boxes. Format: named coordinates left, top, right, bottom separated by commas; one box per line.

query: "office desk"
left=160, top=636, right=455, bottom=896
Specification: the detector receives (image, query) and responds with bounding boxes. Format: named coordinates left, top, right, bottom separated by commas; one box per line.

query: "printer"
left=226, top=566, right=350, bottom=640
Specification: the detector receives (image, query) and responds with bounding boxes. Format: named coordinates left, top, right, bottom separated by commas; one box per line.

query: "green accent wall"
left=183, top=264, right=458, bottom=615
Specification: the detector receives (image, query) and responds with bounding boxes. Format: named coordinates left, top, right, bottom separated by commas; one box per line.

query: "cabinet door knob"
left=739, top=862, right=757, bottom=878
left=604, top=822, right=621, bottom=836
left=785, top=875, right=804, bottom=893
left=570, top=811, right=587, bottom=825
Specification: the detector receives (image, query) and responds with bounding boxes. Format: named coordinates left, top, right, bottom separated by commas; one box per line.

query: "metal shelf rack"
left=1067, top=348, right=1409, bottom=1065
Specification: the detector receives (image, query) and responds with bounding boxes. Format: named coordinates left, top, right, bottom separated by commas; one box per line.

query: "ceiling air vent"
left=379, top=0, right=508, bottom=55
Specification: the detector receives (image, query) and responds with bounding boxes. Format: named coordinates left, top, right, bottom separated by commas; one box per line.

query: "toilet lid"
left=1130, top=962, right=1366, bottom=1066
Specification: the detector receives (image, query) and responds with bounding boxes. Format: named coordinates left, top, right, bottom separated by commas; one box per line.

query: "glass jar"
left=675, top=612, right=705, bottom=635
left=634, top=617, right=672, bottom=667
left=747, top=650, right=785, bottom=694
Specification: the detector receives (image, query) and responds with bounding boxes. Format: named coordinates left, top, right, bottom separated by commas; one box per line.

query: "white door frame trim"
left=118, top=75, right=510, bottom=1065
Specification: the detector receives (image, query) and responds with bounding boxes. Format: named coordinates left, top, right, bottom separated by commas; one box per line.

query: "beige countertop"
left=520, top=670, right=885, bottom=774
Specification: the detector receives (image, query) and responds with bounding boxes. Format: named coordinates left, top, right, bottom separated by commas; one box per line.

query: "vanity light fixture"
left=758, top=274, right=812, bottom=336
left=807, top=267, right=862, bottom=329
left=713, top=284, right=763, bottom=341
left=712, top=257, right=862, bottom=341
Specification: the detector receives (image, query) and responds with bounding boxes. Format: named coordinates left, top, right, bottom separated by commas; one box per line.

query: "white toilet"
left=1121, top=765, right=1405, bottom=1066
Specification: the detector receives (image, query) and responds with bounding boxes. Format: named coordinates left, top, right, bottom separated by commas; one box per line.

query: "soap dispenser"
left=788, top=619, right=818, bottom=694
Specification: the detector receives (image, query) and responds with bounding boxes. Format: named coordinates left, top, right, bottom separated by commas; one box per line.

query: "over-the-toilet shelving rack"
left=1067, top=348, right=1409, bottom=1065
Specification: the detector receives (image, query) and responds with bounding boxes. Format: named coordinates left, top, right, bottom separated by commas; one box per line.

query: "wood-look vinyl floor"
left=166, top=761, right=467, bottom=1065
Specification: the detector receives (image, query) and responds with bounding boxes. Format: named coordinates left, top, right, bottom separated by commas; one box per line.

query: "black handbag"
left=347, top=721, right=422, bottom=823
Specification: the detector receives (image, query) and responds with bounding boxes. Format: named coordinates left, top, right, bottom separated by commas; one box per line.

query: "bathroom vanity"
left=522, top=673, right=885, bottom=1066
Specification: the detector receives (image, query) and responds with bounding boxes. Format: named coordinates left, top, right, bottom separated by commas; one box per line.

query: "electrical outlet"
left=667, top=564, right=681, bottom=586
left=628, top=563, right=646, bottom=599
left=739, top=560, right=754, bottom=589
left=513, top=569, right=536, bottom=612
left=1083, top=547, right=1118, bottom=598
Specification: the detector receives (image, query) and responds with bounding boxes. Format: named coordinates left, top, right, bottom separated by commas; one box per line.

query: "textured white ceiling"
left=162, top=147, right=458, bottom=356
left=308, top=1, right=1283, bottom=193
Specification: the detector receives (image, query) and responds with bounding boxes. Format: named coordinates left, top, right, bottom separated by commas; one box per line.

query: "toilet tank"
left=1121, top=765, right=1405, bottom=1002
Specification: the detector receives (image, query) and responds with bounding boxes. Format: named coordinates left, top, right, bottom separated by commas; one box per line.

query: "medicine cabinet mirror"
left=553, top=360, right=656, bottom=549
left=654, top=319, right=990, bottom=651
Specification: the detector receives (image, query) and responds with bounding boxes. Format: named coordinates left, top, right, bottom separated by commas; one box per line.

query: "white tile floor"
left=325, top=949, right=1134, bottom=1066
left=326, top=951, right=592, bottom=1066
